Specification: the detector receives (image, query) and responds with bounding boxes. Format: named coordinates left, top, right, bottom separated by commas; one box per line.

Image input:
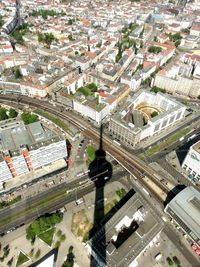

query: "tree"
left=168, top=33, right=182, bottom=47
left=11, top=23, right=31, bottom=45
left=7, top=257, right=13, bottom=267
left=150, top=86, right=166, bottom=94
left=21, top=112, right=38, bottom=125
left=35, top=249, right=41, bottom=259
left=68, top=34, right=74, bottom=41
left=151, top=111, right=159, bottom=118
left=96, top=42, right=102, bottom=48
left=9, top=108, right=18, bottom=118
left=173, top=256, right=181, bottom=266
left=167, top=257, right=174, bottom=266
left=148, top=46, right=162, bottom=54
left=37, top=32, right=57, bottom=47
left=0, top=108, right=8, bottom=121
left=153, top=36, right=158, bottom=42
left=15, top=68, right=22, bottom=79
left=68, top=19, right=73, bottom=25
left=0, top=15, right=4, bottom=27
left=62, top=246, right=75, bottom=267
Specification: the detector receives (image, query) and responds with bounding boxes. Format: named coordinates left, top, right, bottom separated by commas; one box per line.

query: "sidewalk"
left=55, top=205, right=90, bottom=267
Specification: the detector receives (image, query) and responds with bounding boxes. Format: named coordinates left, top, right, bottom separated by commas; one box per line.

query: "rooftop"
left=0, top=118, right=55, bottom=152
left=87, top=192, right=163, bottom=267
left=165, top=186, right=200, bottom=242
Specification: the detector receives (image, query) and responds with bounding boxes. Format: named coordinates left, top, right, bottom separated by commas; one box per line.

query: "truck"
left=155, top=253, right=162, bottom=261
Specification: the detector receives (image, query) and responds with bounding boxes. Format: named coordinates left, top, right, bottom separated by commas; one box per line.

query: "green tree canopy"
left=9, top=108, right=18, bottom=118
left=26, top=212, right=63, bottom=242
left=168, top=33, right=182, bottom=47
left=37, top=32, right=57, bottom=47
left=0, top=108, right=8, bottom=121
left=15, top=68, right=22, bottom=79
left=150, top=86, right=166, bottom=94
left=151, top=111, right=159, bottom=118
left=21, top=112, right=38, bottom=124
left=0, top=15, right=4, bottom=27
left=148, top=46, right=162, bottom=54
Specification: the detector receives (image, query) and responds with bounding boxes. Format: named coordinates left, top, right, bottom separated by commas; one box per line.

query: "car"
left=192, top=244, right=197, bottom=251
left=195, top=249, right=200, bottom=256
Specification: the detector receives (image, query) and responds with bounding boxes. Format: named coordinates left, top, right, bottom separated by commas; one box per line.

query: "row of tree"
left=30, top=9, right=66, bottom=19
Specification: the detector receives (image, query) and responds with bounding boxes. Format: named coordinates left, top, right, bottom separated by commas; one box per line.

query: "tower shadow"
left=88, top=124, right=113, bottom=266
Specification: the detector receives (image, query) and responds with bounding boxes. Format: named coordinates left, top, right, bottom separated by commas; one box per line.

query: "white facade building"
left=73, top=99, right=109, bottom=124
left=182, top=140, right=200, bottom=182
left=109, top=91, right=186, bottom=147
left=29, top=138, right=67, bottom=170
left=0, top=119, right=68, bottom=183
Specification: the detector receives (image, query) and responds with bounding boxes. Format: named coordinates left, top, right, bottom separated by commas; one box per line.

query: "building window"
left=183, top=164, right=187, bottom=170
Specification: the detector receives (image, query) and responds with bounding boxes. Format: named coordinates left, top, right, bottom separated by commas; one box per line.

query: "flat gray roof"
left=165, top=186, right=200, bottom=240
left=88, top=192, right=163, bottom=267
left=0, top=119, right=55, bottom=152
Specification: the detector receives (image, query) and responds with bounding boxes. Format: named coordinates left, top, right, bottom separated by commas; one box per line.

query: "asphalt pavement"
left=0, top=170, right=127, bottom=235
left=164, top=225, right=200, bottom=267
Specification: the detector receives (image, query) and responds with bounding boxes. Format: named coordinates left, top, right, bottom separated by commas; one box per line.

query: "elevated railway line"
left=0, top=94, right=177, bottom=204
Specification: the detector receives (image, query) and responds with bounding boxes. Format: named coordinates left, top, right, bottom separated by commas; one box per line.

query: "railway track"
left=0, top=95, right=176, bottom=204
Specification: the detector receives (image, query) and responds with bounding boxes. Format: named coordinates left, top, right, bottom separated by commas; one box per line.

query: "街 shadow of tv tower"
left=88, top=124, right=113, bottom=267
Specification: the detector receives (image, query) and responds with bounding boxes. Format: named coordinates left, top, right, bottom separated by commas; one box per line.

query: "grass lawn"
left=104, top=201, right=116, bottom=215
left=86, top=144, right=96, bottom=162
left=16, top=252, right=30, bottom=266
left=38, top=227, right=55, bottom=246
left=34, top=109, right=69, bottom=133
left=143, top=127, right=191, bottom=157
left=116, top=188, right=127, bottom=200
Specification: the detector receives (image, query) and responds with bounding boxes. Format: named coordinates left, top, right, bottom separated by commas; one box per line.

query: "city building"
left=153, top=52, right=200, bottom=98
left=108, top=90, right=186, bottom=147
left=0, top=118, right=67, bottom=184
left=182, top=140, right=200, bottom=183
left=164, top=186, right=200, bottom=246
left=86, top=192, right=163, bottom=267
